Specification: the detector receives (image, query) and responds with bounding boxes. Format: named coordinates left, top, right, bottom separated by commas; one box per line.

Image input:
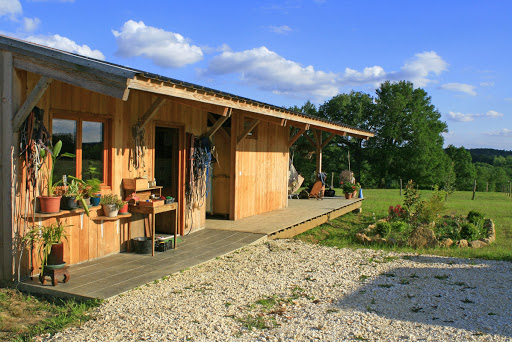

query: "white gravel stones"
left=40, top=240, right=512, bottom=341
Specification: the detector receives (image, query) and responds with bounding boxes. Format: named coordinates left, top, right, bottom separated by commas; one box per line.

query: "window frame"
left=51, top=110, right=112, bottom=188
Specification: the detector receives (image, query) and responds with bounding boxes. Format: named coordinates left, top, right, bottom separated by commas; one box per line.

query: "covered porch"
left=19, top=197, right=361, bottom=299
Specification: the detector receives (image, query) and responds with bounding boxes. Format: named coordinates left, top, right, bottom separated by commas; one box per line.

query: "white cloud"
left=201, top=43, right=230, bottom=55
left=480, top=81, right=494, bottom=87
left=447, top=110, right=503, bottom=122
left=112, top=20, right=203, bottom=68
left=397, top=51, right=448, bottom=87
left=485, top=110, right=503, bottom=118
left=207, top=46, right=339, bottom=99
left=23, top=17, right=40, bottom=32
left=440, top=82, right=477, bottom=96
left=485, top=129, right=512, bottom=137
left=447, top=112, right=476, bottom=122
left=205, top=48, right=448, bottom=101
left=268, top=25, right=292, bottom=34
left=25, top=34, right=105, bottom=60
left=0, top=0, right=22, bottom=18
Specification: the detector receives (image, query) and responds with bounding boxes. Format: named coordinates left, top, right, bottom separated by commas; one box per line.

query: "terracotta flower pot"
left=344, top=192, right=353, bottom=199
left=46, top=242, right=66, bottom=266
left=38, top=196, right=62, bottom=213
left=118, top=203, right=128, bottom=214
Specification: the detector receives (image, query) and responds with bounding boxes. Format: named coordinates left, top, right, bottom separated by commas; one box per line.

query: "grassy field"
left=297, top=188, right=512, bottom=261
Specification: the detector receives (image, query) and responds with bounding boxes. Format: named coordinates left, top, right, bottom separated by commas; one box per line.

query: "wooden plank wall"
left=234, top=115, right=289, bottom=220
left=13, top=71, right=207, bottom=279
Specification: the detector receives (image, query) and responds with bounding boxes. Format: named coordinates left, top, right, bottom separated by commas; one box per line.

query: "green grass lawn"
left=297, top=188, right=512, bottom=261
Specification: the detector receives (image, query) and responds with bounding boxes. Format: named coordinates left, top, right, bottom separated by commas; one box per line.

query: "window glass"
left=52, top=119, right=76, bottom=184
left=82, top=121, right=104, bottom=181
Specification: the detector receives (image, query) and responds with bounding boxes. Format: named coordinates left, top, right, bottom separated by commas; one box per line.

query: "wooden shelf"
left=92, top=213, right=132, bottom=221
left=31, top=206, right=101, bottom=219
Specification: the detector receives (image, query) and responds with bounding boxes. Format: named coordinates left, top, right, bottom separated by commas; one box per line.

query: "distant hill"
left=468, top=148, right=512, bottom=164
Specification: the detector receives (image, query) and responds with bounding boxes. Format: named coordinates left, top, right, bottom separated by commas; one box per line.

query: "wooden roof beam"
left=138, top=97, right=166, bottom=131
left=12, top=75, right=52, bottom=132
left=206, top=108, right=232, bottom=139
left=288, top=127, right=306, bottom=148
left=321, top=133, right=336, bottom=149
left=237, top=119, right=260, bottom=145
left=207, top=113, right=230, bottom=141
left=304, top=132, right=317, bottom=148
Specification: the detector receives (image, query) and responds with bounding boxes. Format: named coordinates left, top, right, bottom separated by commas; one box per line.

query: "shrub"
left=467, top=211, right=485, bottom=225
left=375, top=221, right=391, bottom=238
left=460, top=223, right=480, bottom=241
left=388, top=205, right=406, bottom=221
left=415, top=186, right=446, bottom=224
left=435, top=217, right=462, bottom=241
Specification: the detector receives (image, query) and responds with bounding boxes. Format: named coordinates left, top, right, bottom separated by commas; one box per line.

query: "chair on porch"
left=308, top=180, right=324, bottom=200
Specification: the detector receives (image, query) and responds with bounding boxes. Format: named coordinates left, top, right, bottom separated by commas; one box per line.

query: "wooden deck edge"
left=267, top=199, right=363, bottom=240
left=18, top=282, right=96, bottom=301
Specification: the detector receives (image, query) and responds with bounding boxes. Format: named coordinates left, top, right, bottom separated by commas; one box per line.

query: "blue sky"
left=1, top=0, right=510, bottom=150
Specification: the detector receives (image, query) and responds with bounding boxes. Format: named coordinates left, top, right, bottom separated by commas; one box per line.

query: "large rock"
left=407, top=227, right=438, bottom=249
left=485, top=219, right=496, bottom=243
left=439, top=238, right=454, bottom=248
left=355, top=233, right=371, bottom=244
left=457, top=239, right=468, bottom=248
left=469, top=240, right=489, bottom=248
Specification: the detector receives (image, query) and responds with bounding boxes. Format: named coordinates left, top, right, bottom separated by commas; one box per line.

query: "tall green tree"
left=445, top=145, right=477, bottom=191
left=316, top=91, right=375, bottom=184
left=368, top=81, right=448, bottom=188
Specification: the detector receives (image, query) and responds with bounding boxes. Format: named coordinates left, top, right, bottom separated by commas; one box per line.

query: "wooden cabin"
left=0, top=35, right=374, bottom=284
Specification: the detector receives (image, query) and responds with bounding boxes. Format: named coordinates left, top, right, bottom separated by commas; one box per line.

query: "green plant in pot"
left=60, top=178, right=80, bottom=210
left=100, top=194, right=124, bottom=217
left=68, top=177, right=101, bottom=216
left=341, top=181, right=357, bottom=198
left=23, top=221, right=69, bottom=276
left=38, top=140, right=76, bottom=213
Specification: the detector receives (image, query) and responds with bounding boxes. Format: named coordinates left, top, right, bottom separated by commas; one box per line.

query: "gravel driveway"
left=41, top=240, right=512, bottom=341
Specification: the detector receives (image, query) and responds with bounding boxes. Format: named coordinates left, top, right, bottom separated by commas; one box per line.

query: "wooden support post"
left=314, top=130, right=323, bottom=174
left=486, top=182, right=488, bottom=192
left=0, top=50, right=14, bottom=283
left=229, top=114, right=238, bottom=220
left=12, top=76, right=52, bottom=132
left=472, top=179, right=477, bottom=200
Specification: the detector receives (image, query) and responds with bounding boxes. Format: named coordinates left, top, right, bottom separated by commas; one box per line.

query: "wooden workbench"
left=129, top=202, right=179, bottom=256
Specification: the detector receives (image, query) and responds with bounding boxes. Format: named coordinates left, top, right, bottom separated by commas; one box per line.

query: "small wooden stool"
left=39, top=266, right=70, bottom=286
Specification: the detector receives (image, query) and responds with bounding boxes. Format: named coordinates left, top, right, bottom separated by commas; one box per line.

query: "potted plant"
left=60, top=178, right=80, bottom=210
left=100, top=194, right=124, bottom=217
left=23, top=221, right=69, bottom=275
left=341, top=181, right=357, bottom=199
left=118, top=200, right=129, bottom=214
left=69, top=177, right=101, bottom=212
left=38, top=140, right=75, bottom=213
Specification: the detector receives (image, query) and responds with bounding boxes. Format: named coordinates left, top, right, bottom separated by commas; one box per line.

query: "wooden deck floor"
left=207, top=197, right=363, bottom=238
left=19, top=197, right=362, bottom=300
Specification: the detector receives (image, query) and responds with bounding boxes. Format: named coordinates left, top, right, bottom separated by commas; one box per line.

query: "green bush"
left=435, top=216, right=462, bottom=241
left=467, top=211, right=485, bottom=225
left=375, top=221, right=391, bottom=238
left=460, top=223, right=480, bottom=241
left=391, top=221, right=409, bottom=233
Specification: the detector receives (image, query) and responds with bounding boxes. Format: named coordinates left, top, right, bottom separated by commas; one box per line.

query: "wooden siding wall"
left=14, top=71, right=207, bottom=279
left=234, top=115, right=289, bottom=220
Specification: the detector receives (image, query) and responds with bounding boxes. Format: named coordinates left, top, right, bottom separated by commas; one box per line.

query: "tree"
left=368, top=81, right=448, bottom=188
left=445, top=145, right=476, bottom=191
left=316, top=91, right=375, bottom=184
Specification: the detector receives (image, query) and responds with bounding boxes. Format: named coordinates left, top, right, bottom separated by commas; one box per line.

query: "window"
left=52, top=115, right=110, bottom=186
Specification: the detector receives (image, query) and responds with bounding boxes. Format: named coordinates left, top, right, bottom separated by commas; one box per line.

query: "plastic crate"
left=155, top=239, right=173, bottom=252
